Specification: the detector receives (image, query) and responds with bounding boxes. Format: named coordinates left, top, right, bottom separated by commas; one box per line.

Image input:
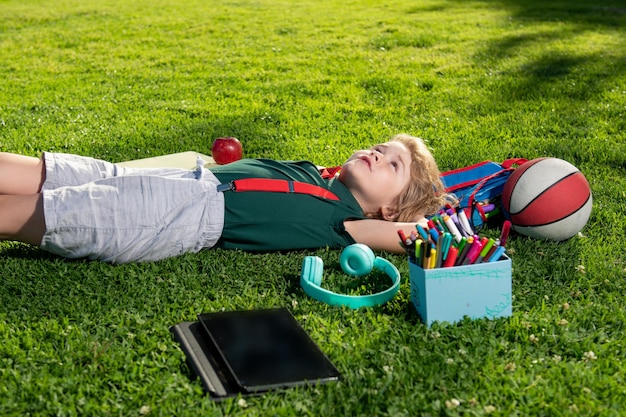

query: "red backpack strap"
left=217, top=178, right=340, bottom=201
left=466, top=159, right=525, bottom=224
left=501, top=158, right=528, bottom=169
left=319, top=166, right=341, bottom=179
left=466, top=158, right=528, bottom=207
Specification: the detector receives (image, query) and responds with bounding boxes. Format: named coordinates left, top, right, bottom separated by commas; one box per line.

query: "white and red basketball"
left=502, top=157, right=592, bottom=241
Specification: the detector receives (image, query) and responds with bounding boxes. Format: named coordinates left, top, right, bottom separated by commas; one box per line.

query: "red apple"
left=211, top=137, right=243, bottom=165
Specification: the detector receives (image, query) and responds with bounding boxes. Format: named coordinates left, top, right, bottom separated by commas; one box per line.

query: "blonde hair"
left=387, top=134, right=451, bottom=222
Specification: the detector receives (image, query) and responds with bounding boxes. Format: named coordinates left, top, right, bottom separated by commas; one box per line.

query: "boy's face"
left=338, top=141, right=412, bottom=220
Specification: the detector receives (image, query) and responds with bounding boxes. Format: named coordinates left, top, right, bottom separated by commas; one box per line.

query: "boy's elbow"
left=345, top=219, right=407, bottom=254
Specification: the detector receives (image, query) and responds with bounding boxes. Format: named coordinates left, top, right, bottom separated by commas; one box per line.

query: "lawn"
left=1, top=0, right=625, bottom=415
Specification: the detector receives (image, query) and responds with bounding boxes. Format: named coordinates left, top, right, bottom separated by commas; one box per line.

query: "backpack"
left=440, top=158, right=528, bottom=229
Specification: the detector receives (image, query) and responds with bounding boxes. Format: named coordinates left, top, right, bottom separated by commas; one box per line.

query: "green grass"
left=1, top=0, right=625, bottom=415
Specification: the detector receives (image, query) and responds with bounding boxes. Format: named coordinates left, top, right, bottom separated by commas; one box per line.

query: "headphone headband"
left=300, top=244, right=401, bottom=309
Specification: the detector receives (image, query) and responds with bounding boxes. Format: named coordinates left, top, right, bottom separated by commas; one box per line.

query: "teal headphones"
left=300, top=244, right=401, bottom=309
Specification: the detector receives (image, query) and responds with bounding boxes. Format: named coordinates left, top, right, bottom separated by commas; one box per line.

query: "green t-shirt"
left=209, top=159, right=365, bottom=251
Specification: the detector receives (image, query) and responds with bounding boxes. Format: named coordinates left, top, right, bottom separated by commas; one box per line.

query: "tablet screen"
left=198, top=308, right=341, bottom=392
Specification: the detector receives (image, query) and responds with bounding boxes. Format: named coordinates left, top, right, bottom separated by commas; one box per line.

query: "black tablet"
left=170, top=320, right=239, bottom=398
left=197, top=308, right=341, bottom=393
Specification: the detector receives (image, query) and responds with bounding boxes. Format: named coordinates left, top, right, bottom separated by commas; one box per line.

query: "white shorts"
left=39, top=152, right=225, bottom=264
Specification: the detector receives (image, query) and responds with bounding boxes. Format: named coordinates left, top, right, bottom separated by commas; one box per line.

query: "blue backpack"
left=440, top=158, right=527, bottom=229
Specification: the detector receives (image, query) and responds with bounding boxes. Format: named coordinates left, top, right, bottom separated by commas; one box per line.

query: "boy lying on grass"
left=0, top=134, right=450, bottom=263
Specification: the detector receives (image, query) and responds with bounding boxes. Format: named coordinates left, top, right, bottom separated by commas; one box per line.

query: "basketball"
left=502, top=157, right=592, bottom=241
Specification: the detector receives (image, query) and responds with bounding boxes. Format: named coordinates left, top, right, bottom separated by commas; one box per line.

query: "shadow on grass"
left=460, top=0, right=626, bottom=168
left=474, top=0, right=626, bottom=102
left=490, top=0, right=626, bottom=27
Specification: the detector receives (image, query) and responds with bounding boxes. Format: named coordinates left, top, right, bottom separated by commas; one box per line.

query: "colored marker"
left=451, top=213, right=465, bottom=234
left=463, top=240, right=484, bottom=265
left=456, top=236, right=467, bottom=252
left=481, top=203, right=496, bottom=213
left=423, top=242, right=432, bottom=269
left=397, top=229, right=412, bottom=246
left=482, top=244, right=498, bottom=263
left=487, top=245, right=506, bottom=262
left=452, top=211, right=465, bottom=236
left=441, top=232, right=452, bottom=261
left=428, top=227, right=439, bottom=243
left=499, top=220, right=512, bottom=247
left=485, top=206, right=501, bottom=219
left=457, top=208, right=474, bottom=236
left=430, top=248, right=437, bottom=269
left=414, top=239, right=423, bottom=266
left=435, top=237, right=444, bottom=268
left=432, top=217, right=446, bottom=234
left=435, top=216, right=448, bottom=234
left=475, top=238, right=496, bottom=263
left=443, top=246, right=458, bottom=267
left=415, top=224, right=430, bottom=241
left=443, top=215, right=463, bottom=243
left=455, top=236, right=474, bottom=266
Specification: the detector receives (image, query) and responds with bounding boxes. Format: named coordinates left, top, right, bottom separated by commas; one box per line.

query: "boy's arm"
left=344, top=217, right=429, bottom=254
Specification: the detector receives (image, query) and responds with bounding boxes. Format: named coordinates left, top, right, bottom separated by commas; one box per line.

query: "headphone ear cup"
left=340, top=243, right=375, bottom=276
left=301, top=256, right=324, bottom=286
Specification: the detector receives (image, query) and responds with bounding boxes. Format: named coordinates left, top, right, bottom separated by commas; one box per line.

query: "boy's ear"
left=381, top=205, right=400, bottom=221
